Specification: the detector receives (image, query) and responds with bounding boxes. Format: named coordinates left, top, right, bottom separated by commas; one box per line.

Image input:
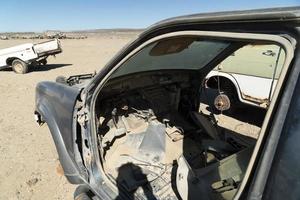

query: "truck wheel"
left=74, top=186, right=94, bottom=200
left=12, top=59, right=28, bottom=74
left=41, top=59, right=47, bottom=65
left=74, top=193, right=92, bottom=200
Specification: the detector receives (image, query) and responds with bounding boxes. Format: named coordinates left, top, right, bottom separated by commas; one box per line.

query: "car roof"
left=141, top=6, right=300, bottom=37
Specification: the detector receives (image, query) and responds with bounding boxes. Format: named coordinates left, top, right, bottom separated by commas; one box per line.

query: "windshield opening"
left=112, top=36, right=231, bottom=78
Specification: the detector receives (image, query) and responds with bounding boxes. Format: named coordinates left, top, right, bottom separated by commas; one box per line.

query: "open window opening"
left=92, top=34, right=291, bottom=200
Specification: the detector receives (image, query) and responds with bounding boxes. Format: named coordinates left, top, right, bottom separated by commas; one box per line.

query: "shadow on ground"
left=0, top=64, right=72, bottom=73
left=205, top=104, right=266, bottom=127
left=201, top=88, right=266, bottom=127
left=30, top=64, right=73, bottom=72
left=115, top=163, right=157, bottom=200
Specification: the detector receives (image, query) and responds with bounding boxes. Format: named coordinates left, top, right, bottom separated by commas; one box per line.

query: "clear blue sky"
left=0, top=0, right=299, bottom=32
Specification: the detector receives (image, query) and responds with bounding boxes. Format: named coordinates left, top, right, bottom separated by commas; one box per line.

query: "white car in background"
left=0, top=39, right=62, bottom=74
left=205, top=44, right=285, bottom=112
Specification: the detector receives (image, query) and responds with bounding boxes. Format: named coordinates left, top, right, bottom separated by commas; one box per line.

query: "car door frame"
left=245, top=36, right=300, bottom=200
left=79, top=30, right=294, bottom=199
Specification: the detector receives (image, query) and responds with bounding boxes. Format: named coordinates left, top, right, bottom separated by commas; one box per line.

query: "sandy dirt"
left=0, top=35, right=136, bottom=200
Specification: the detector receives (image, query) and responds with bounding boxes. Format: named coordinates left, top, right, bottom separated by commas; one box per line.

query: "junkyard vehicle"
left=35, top=7, right=300, bottom=200
left=0, top=39, right=62, bottom=74
left=205, top=44, right=285, bottom=112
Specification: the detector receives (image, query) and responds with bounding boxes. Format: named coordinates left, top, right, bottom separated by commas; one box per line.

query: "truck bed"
left=33, top=39, right=62, bottom=57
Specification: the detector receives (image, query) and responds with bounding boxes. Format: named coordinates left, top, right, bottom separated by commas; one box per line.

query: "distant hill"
left=69, top=28, right=144, bottom=33
left=1, top=28, right=144, bottom=34
left=0, top=29, right=144, bottom=40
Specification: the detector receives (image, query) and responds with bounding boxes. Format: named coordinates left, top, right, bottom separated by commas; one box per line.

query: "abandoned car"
left=35, top=7, right=300, bottom=200
left=205, top=43, right=285, bottom=112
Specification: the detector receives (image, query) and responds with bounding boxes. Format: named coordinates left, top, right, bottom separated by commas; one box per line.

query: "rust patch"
left=242, top=93, right=269, bottom=108
left=56, top=163, right=64, bottom=176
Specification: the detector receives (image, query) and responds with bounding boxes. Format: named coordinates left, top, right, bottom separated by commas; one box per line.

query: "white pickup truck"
left=0, top=39, right=62, bottom=74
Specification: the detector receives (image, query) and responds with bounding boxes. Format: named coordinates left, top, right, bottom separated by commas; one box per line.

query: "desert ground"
left=0, top=33, right=137, bottom=200
left=0, top=33, right=263, bottom=200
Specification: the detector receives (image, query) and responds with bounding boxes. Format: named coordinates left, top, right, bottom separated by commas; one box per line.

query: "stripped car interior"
left=90, top=33, right=292, bottom=200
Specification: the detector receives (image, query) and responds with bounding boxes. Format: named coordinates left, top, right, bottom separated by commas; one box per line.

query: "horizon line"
left=0, top=27, right=146, bottom=34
